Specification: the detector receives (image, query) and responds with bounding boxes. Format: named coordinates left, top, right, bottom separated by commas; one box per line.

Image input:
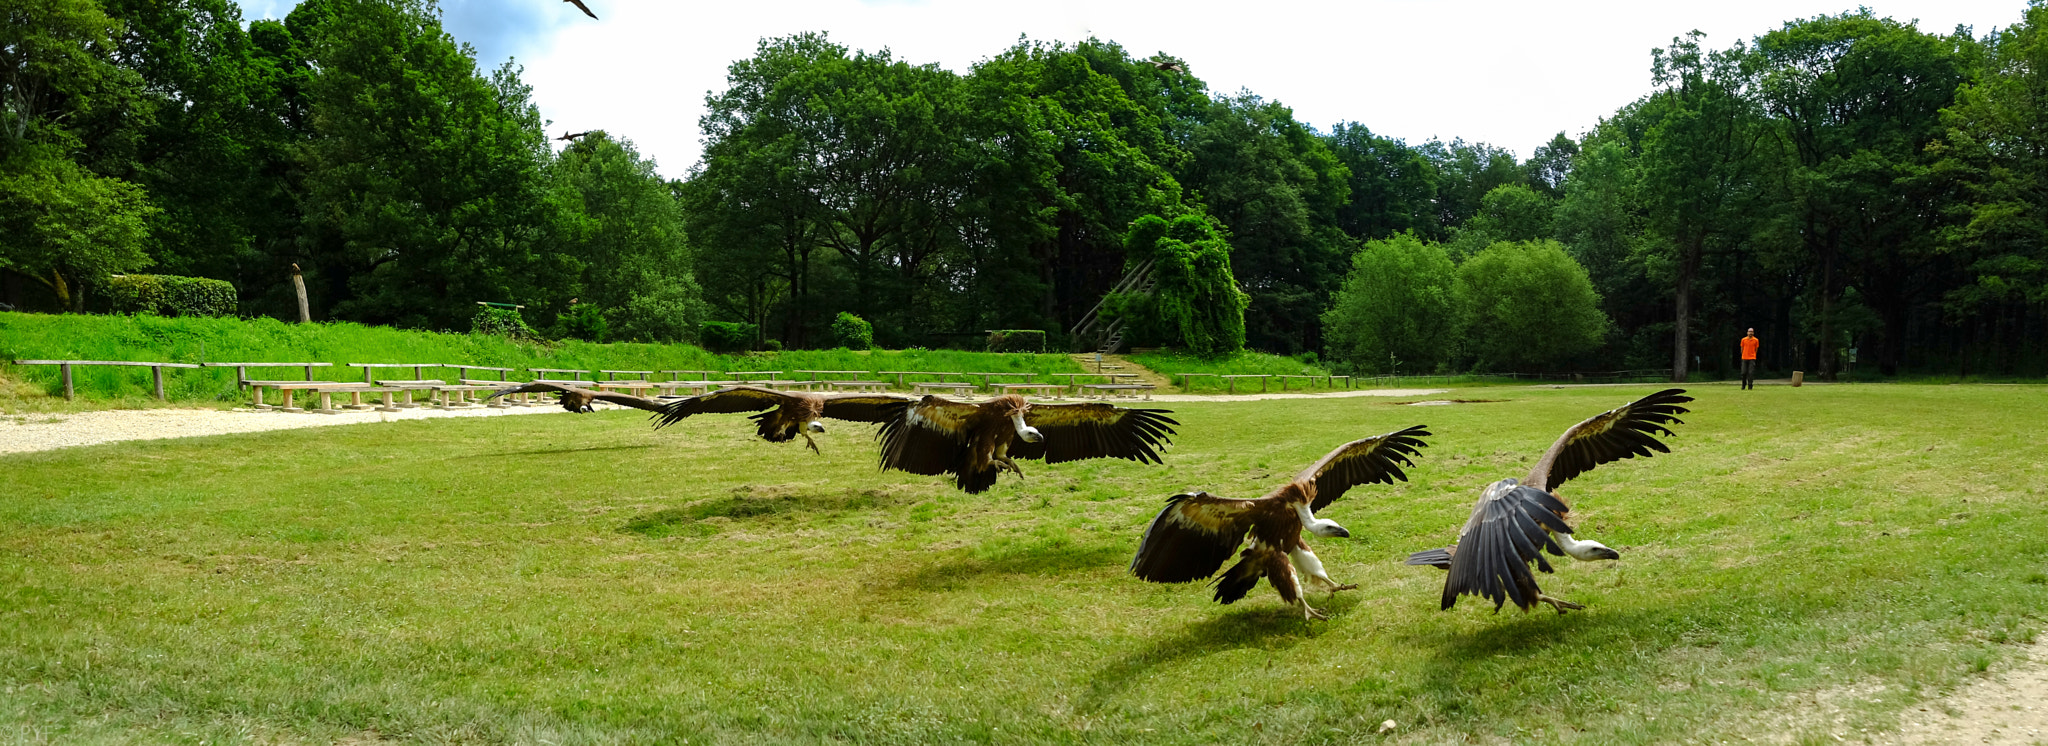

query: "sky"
left=238, top=0, right=2032, bottom=180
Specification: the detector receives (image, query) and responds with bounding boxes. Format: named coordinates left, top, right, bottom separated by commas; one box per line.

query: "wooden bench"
left=993, top=383, right=1068, bottom=399
left=656, top=380, right=738, bottom=397
left=599, top=369, right=653, bottom=382
left=1218, top=374, right=1271, bottom=394
left=964, top=371, right=1034, bottom=389
left=726, top=371, right=782, bottom=382
left=825, top=380, right=890, bottom=393
left=202, top=361, right=334, bottom=390
left=347, top=363, right=440, bottom=384
left=796, top=370, right=867, bottom=382
left=13, top=360, right=204, bottom=400
left=1079, top=383, right=1156, bottom=400
left=661, top=370, right=721, bottom=382
left=430, top=384, right=504, bottom=409
left=452, top=365, right=515, bottom=383
left=912, top=382, right=978, bottom=398
left=249, top=381, right=367, bottom=412
left=527, top=368, right=592, bottom=382
left=879, top=370, right=955, bottom=387
left=337, top=386, right=408, bottom=412
left=596, top=380, right=657, bottom=398
left=755, top=379, right=819, bottom=391
left=373, top=379, right=445, bottom=408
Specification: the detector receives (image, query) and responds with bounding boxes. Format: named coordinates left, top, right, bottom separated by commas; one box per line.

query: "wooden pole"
left=152, top=365, right=165, bottom=400
left=61, top=363, right=73, bottom=400
left=291, top=264, right=310, bottom=323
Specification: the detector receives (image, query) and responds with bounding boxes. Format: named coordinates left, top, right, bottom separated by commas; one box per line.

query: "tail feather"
left=1212, top=555, right=1262, bottom=605
left=1406, top=547, right=1452, bottom=570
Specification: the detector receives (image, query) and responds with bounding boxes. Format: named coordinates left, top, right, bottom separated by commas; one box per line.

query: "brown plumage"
left=485, top=380, right=668, bottom=414
left=650, top=385, right=913, bottom=453
left=557, top=131, right=593, bottom=142
left=564, top=0, right=597, bottom=19
left=1153, top=59, right=1186, bottom=73
left=1130, top=427, right=1431, bottom=620
left=1407, top=388, right=1693, bottom=614
left=875, top=394, right=1177, bottom=493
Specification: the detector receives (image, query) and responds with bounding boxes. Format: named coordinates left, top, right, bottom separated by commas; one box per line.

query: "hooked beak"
left=1592, top=546, right=1621, bottom=560
left=807, top=420, right=826, bottom=433
left=1011, top=413, right=1044, bottom=443
left=1325, top=525, right=1351, bottom=539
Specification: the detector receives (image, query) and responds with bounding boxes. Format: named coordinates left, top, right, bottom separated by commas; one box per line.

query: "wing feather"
left=649, top=386, right=789, bottom=429
left=1439, top=485, right=1577, bottom=612
left=818, top=393, right=916, bottom=423
left=1293, top=425, right=1432, bottom=511
left=484, top=380, right=581, bottom=401
left=1129, top=492, right=1261, bottom=584
left=875, top=397, right=981, bottom=477
left=1525, top=388, right=1693, bottom=491
left=1009, top=403, right=1179, bottom=465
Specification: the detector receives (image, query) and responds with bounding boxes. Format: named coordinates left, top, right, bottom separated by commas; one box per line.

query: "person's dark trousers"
left=1741, top=359, right=1756, bottom=389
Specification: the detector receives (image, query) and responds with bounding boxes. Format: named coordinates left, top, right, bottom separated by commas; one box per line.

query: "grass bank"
left=1, top=385, right=2042, bottom=743
left=1126, top=350, right=1337, bottom=392
left=0, top=312, right=1082, bottom=407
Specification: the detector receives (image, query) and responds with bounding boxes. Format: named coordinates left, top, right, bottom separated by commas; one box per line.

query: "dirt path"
left=1890, top=639, right=2048, bottom=745
left=0, top=404, right=562, bottom=455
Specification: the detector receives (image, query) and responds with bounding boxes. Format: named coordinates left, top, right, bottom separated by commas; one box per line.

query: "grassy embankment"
left=0, top=312, right=1081, bottom=410
left=2, top=384, right=2043, bottom=743
left=1125, top=351, right=1337, bottom=392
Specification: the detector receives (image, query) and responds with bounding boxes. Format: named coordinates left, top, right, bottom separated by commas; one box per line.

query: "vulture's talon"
left=1538, top=594, right=1583, bottom=615
left=1330, top=583, right=1358, bottom=593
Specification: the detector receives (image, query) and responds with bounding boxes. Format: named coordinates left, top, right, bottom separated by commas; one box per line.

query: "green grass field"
left=2, top=384, right=2044, bottom=744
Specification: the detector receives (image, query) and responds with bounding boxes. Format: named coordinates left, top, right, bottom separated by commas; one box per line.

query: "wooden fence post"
left=152, top=365, right=165, bottom=400
left=292, top=264, right=311, bottom=323
left=61, top=363, right=73, bottom=400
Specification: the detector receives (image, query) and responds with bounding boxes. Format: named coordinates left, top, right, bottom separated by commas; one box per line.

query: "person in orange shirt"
left=1739, top=328, right=1761, bottom=390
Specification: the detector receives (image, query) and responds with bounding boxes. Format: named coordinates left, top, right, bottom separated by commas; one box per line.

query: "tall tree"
left=1322, top=232, right=1459, bottom=374
left=545, top=132, right=701, bottom=342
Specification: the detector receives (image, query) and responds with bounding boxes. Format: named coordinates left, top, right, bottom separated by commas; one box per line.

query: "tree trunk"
left=1671, top=240, right=1699, bottom=384
left=51, top=270, right=74, bottom=313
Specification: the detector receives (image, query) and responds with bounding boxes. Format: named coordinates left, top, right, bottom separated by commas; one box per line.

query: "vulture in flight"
left=486, top=380, right=667, bottom=414
left=564, top=0, right=598, bottom=19
left=1407, top=388, right=1693, bottom=614
left=876, top=395, right=1177, bottom=493
left=1153, top=59, right=1187, bottom=73
left=1130, top=427, right=1431, bottom=620
left=556, top=131, right=593, bottom=142
left=650, top=385, right=913, bottom=453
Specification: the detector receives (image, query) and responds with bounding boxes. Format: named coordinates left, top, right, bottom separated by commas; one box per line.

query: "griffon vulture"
left=1130, top=427, right=1431, bottom=620
left=875, top=395, right=1177, bottom=493
left=651, top=385, right=914, bottom=453
left=564, top=0, right=598, bottom=19
left=1152, top=59, right=1187, bottom=73
left=485, top=380, right=667, bottom=414
left=556, top=131, right=593, bottom=142
left=1406, top=388, right=1693, bottom=614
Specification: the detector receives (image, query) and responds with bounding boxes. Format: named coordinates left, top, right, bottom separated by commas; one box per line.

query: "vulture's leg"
left=995, top=455, right=1025, bottom=478
left=1287, top=546, right=1356, bottom=594
left=800, top=431, right=821, bottom=454
left=1266, top=552, right=1326, bottom=620
left=1536, top=593, right=1584, bottom=615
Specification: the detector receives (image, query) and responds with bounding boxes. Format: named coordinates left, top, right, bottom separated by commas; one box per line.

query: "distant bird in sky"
left=877, top=395, right=1177, bottom=493
left=1407, top=388, right=1693, bottom=614
left=651, top=385, right=912, bottom=453
left=556, top=131, right=593, bottom=141
left=1130, top=427, right=1431, bottom=620
left=564, top=0, right=598, bottom=20
left=486, top=380, right=667, bottom=414
left=1153, top=59, right=1186, bottom=73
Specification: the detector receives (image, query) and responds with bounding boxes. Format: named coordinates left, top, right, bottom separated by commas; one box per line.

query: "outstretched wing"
left=1294, top=425, right=1432, bottom=511
left=1526, top=388, right=1693, bottom=491
left=818, top=393, right=917, bottom=424
left=875, top=397, right=982, bottom=476
left=485, top=380, right=584, bottom=402
left=485, top=380, right=667, bottom=412
left=1438, top=485, right=1574, bottom=612
left=564, top=0, right=598, bottom=19
left=1130, top=492, right=1262, bottom=584
left=1009, top=403, right=1178, bottom=464
left=650, top=386, right=788, bottom=429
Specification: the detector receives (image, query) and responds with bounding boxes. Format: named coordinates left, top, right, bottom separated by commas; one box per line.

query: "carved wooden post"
left=291, top=263, right=311, bottom=323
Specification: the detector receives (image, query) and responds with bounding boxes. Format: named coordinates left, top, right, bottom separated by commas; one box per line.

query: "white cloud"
left=261, top=0, right=2036, bottom=180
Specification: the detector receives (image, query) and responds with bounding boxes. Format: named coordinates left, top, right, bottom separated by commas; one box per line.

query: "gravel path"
left=0, top=388, right=1452, bottom=455
left=1892, top=639, right=2048, bottom=745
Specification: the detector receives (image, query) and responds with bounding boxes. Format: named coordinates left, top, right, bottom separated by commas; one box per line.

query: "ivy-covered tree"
left=1114, top=214, right=1248, bottom=357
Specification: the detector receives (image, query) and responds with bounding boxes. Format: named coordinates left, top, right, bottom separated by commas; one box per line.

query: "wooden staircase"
left=1069, top=260, right=1156, bottom=354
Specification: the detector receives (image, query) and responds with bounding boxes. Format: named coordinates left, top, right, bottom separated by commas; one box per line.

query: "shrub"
left=985, top=329, right=1046, bottom=353
left=700, top=321, right=757, bottom=353
left=559, top=303, right=608, bottom=342
left=1456, top=240, right=1609, bottom=371
left=1321, top=233, right=1461, bottom=374
left=472, top=306, right=538, bottom=340
left=832, top=312, right=874, bottom=350
left=105, top=274, right=236, bottom=317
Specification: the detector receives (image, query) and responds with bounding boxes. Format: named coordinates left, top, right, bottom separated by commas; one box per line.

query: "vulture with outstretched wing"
left=1407, top=388, right=1693, bottom=614
left=556, top=131, right=593, bottom=142
left=875, top=395, right=1177, bottom=493
left=485, top=380, right=667, bottom=414
left=1130, top=427, right=1431, bottom=619
left=1153, top=59, right=1186, bottom=73
left=564, top=0, right=598, bottom=19
left=650, top=385, right=913, bottom=453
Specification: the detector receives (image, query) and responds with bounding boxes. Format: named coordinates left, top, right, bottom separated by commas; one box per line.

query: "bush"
left=700, top=320, right=757, bottom=353
left=985, top=329, right=1046, bottom=353
left=1456, top=240, right=1609, bottom=371
left=472, top=306, right=538, bottom=339
left=1321, top=233, right=1461, bottom=374
left=105, top=274, right=236, bottom=317
left=832, top=312, right=874, bottom=350
left=559, top=303, right=608, bottom=342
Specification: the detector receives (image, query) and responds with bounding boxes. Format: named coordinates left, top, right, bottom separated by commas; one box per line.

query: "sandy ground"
left=1891, top=639, right=2048, bottom=746
left=4, top=386, right=2038, bottom=743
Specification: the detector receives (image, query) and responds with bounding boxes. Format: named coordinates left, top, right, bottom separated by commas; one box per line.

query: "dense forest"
left=3, top=0, right=2045, bottom=378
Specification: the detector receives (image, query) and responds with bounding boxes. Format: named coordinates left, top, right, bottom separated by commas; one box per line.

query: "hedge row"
left=105, top=274, right=237, bottom=317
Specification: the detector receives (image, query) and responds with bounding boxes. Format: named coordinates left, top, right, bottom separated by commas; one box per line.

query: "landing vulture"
left=651, top=385, right=913, bottom=453
left=875, top=395, right=1177, bottom=493
left=485, top=380, right=666, bottom=414
left=564, top=0, right=598, bottom=19
left=1407, top=388, right=1693, bottom=614
left=1130, top=427, right=1431, bottom=619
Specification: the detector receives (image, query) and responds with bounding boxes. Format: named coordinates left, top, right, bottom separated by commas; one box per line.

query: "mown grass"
left=0, top=312, right=1081, bottom=408
left=1127, top=350, right=1334, bottom=391
left=2, top=385, right=2044, bottom=744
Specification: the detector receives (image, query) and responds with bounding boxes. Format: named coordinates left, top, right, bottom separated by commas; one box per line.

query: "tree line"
left=5, top=0, right=2045, bottom=378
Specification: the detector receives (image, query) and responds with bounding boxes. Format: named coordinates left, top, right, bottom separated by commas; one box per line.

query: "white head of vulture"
left=1130, top=426, right=1431, bottom=620
left=1407, top=388, right=1692, bottom=615
left=875, top=394, right=1177, bottom=493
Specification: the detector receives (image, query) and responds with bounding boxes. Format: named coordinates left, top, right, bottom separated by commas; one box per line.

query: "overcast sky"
left=240, top=0, right=2030, bottom=180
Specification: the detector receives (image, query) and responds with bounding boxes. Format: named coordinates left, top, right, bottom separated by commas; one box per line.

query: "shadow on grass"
left=889, top=539, right=1129, bottom=592
left=620, top=487, right=918, bottom=538
left=492, top=443, right=659, bottom=457
left=1081, top=592, right=1363, bottom=711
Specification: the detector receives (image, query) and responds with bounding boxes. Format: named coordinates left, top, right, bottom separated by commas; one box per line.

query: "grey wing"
left=1440, top=486, right=1574, bottom=612
left=1526, top=388, right=1693, bottom=491
left=1294, top=425, right=1431, bottom=511
left=1129, top=492, right=1260, bottom=584
left=582, top=389, right=670, bottom=413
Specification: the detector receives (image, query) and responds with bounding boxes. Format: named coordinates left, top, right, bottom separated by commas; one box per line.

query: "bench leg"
left=252, top=385, right=266, bottom=409
left=378, top=391, right=400, bottom=412
left=315, top=391, right=340, bottom=414
left=281, top=389, right=302, bottom=413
